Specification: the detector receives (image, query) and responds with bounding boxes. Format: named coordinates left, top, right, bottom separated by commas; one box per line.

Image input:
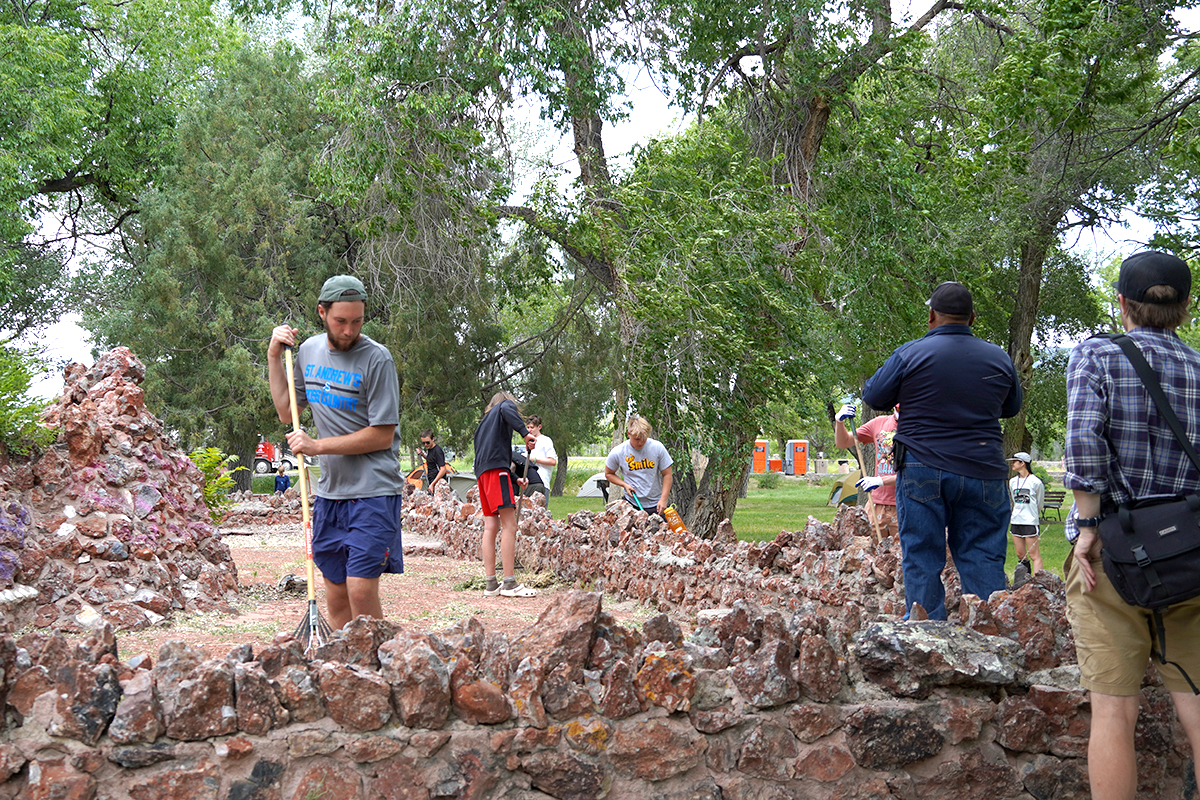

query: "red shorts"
left=478, top=468, right=516, bottom=517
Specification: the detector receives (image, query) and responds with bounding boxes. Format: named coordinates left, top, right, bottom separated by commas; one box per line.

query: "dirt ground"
left=109, top=523, right=657, bottom=663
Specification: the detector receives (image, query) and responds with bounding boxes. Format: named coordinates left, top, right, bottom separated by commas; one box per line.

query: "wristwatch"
left=1075, top=516, right=1103, bottom=528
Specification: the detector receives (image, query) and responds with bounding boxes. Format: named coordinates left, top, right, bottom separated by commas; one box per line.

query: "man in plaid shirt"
left=1064, top=250, right=1200, bottom=800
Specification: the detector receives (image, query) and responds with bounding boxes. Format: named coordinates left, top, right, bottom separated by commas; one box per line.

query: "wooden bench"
left=1042, top=490, right=1067, bottom=521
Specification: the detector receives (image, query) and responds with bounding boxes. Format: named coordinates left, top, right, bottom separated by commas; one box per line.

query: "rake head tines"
left=294, top=600, right=334, bottom=655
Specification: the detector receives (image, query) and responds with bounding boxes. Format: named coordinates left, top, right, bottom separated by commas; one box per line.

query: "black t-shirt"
left=510, top=448, right=544, bottom=485
left=424, top=444, right=446, bottom=482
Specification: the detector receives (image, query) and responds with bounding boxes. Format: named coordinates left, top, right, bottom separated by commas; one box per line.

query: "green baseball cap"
left=318, top=275, right=368, bottom=304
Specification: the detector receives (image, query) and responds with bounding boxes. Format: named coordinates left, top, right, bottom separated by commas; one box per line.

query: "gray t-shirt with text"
left=294, top=333, right=404, bottom=499
left=605, top=438, right=674, bottom=506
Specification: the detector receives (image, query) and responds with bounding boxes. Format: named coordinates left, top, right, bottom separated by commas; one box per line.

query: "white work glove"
left=835, top=402, right=856, bottom=421
left=856, top=476, right=883, bottom=492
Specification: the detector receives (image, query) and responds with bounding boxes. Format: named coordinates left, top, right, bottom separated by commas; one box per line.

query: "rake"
left=842, top=396, right=883, bottom=542
left=284, top=347, right=333, bottom=655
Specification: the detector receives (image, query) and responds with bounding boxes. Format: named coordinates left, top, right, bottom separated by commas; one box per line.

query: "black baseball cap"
left=926, top=281, right=973, bottom=316
left=1115, top=251, right=1191, bottom=303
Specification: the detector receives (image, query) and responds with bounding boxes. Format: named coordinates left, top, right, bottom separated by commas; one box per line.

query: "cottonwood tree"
left=1, top=0, right=232, bottom=330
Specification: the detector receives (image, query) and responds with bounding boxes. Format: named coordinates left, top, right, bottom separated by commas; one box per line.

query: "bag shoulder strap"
left=1098, top=333, right=1200, bottom=478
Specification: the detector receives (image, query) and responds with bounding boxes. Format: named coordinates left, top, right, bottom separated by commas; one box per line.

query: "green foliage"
left=82, top=42, right=344, bottom=486
left=1030, top=463, right=1052, bottom=488
left=0, top=347, right=53, bottom=455
left=0, top=0, right=236, bottom=272
left=756, top=472, right=781, bottom=490
left=618, top=109, right=812, bottom=499
left=188, top=448, right=245, bottom=523
left=251, top=474, right=278, bottom=494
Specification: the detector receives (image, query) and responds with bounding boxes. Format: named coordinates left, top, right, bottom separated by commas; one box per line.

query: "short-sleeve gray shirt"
left=605, top=438, right=674, bottom=506
left=294, top=333, right=404, bottom=499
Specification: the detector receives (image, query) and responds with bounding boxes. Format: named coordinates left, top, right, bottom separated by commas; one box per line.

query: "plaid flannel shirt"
left=1064, top=327, right=1200, bottom=541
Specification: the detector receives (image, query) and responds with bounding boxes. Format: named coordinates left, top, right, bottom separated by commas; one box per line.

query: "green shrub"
left=251, top=474, right=276, bottom=494
left=757, top=472, right=782, bottom=490
left=188, top=448, right=247, bottom=523
left=1031, top=463, right=1052, bottom=487
left=0, top=347, right=54, bottom=455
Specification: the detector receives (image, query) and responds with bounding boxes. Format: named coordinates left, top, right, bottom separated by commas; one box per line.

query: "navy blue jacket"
left=863, top=324, right=1022, bottom=480
left=473, top=399, right=530, bottom=475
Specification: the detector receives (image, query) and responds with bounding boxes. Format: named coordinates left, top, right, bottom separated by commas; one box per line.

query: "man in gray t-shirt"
left=268, top=275, right=404, bottom=631
left=604, top=416, right=674, bottom=514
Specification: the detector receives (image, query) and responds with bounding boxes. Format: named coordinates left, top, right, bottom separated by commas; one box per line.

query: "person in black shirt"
left=421, top=429, right=449, bottom=493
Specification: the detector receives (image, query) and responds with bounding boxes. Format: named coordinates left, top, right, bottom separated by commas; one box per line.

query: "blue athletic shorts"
left=311, top=495, right=403, bottom=584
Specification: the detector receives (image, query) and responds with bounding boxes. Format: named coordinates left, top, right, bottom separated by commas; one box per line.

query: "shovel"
left=284, top=347, right=333, bottom=655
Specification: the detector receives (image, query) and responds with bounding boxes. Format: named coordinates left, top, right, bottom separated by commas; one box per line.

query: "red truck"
left=254, top=439, right=299, bottom=474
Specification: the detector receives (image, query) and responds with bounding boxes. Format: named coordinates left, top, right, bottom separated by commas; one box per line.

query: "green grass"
left=544, top=474, right=1075, bottom=580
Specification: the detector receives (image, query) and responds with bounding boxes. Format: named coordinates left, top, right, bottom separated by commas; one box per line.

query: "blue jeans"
left=895, top=455, right=1011, bottom=620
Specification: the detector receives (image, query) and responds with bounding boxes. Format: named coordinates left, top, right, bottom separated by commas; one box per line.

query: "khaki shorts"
left=1064, top=548, right=1200, bottom=695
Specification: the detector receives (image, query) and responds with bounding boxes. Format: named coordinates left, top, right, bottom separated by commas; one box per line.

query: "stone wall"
left=0, top=589, right=1192, bottom=800
left=2, top=484, right=1194, bottom=798
left=0, top=349, right=239, bottom=636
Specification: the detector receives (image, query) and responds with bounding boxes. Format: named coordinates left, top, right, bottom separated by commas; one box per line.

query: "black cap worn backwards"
left=1115, top=251, right=1192, bottom=304
left=926, top=281, right=973, bottom=317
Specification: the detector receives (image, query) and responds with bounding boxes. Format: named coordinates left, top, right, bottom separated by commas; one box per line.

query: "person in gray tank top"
left=268, top=275, right=405, bottom=631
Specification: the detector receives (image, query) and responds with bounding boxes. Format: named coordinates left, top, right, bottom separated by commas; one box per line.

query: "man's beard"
left=326, top=327, right=360, bottom=352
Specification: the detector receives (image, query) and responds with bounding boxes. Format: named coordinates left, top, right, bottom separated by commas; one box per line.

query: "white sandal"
left=499, top=583, right=536, bottom=598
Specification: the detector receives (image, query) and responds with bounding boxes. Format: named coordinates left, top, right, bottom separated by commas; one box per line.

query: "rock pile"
left=0, top=348, right=240, bottom=635
left=1, top=590, right=1191, bottom=799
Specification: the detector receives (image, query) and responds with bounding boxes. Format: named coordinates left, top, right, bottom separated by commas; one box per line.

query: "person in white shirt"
left=526, top=415, right=558, bottom=489
left=1008, top=452, right=1045, bottom=576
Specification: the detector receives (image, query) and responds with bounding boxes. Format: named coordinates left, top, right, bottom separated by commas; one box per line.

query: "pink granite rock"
left=611, top=717, right=707, bottom=781
left=127, top=758, right=221, bottom=800
left=378, top=632, right=451, bottom=729
left=24, top=758, right=96, bottom=800
left=319, top=662, right=393, bottom=732
left=635, top=647, right=695, bottom=713
left=109, top=669, right=165, bottom=744
left=235, top=662, right=289, bottom=735
left=731, top=640, right=799, bottom=709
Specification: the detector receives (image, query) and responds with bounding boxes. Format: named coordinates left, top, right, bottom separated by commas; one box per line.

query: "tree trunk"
left=552, top=450, right=567, bottom=497
left=686, top=426, right=757, bottom=540
left=1003, top=229, right=1053, bottom=459
left=663, top=435, right=699, bottom=523
left=231, top=433, right=256, bottom=493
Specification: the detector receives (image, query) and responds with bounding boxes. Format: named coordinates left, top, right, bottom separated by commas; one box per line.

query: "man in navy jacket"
left=864, top=281, right=1023, bottom=619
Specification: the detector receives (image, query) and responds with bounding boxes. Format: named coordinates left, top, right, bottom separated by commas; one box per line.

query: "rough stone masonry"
left=0, top=348, right=1194, bottom=799
left=0, top=347, right=239, bottom=635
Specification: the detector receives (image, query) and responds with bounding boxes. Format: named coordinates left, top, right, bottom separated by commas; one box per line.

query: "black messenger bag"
left=1099, top=492, right=1200, bottom=608
left=1094, top=334, right=1200, bottom=694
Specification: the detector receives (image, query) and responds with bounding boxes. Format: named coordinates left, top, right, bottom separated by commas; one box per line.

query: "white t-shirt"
left=531, top=434, right=557, bottom=486
left=1009, top=473, right=1044, bottom=527
left=605, top=438, right=674, bottom=506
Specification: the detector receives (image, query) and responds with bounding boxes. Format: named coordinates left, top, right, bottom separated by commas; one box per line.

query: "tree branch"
left=495, top=205, right=616, bottom=292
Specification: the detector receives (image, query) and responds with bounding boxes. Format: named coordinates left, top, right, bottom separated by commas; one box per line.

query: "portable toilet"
left=784, top=439, right=808, bottom=475
left=752, top=440, right=769, bottom=473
